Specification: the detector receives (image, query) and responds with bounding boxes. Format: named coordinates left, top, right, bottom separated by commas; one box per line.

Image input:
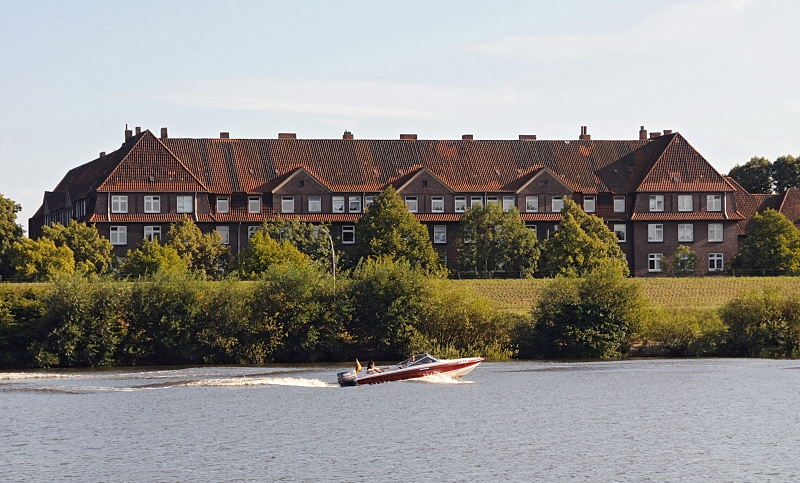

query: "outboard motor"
left=337, top=370, right=358, bottom=387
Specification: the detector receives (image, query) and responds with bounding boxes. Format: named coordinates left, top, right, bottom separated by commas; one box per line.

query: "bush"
left=719, top=287, right=800, bottom=357
left=0, top=284, right=47, bottom=367
left=639, top=308, right=725, bottom=356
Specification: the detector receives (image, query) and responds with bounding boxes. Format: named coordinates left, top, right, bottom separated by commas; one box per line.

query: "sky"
left=2, top=0, right=799, bottom=230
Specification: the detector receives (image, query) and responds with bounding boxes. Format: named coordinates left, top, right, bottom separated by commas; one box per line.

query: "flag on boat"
left=355, top=359, right=362, bottom=374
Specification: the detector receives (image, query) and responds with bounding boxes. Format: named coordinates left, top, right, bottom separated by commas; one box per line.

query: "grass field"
left=452, top=277, right=800, bottom=313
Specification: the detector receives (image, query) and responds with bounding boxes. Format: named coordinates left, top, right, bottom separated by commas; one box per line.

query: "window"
left=177, top=195, right=193, bottom=213
left=111, top=195, right=128, bottom=213
left=614, top=196, right=625, bottom=213
left=525, top=222, right=537, bottom=236
left=614, top=224, right=626, bottom=243
left=486, top=196, right=499, bottom=205
left=109, top=226, right=127, bottom=245
left=553, top=224, right=560, bottom=232
left=248, top=226, right=259, bottom=239
left=281, top=196, right=294, bottom=213
left=405, top=196, right=418, bottom=212
left=144, top=226, right=161, bottom=242
left=551, top=196, right=564, bottom=212
left=678, top=224, right=694, bottom=242
left=709, top=253, right=724, bottom=272
left=248, top=197, right=260, bottom=214
left=217, top=196, right=229, bottom=213
left=216, top=226, right=230, bottom=245
left=678, top=195, right=693, bottom=212
left=308, top=196, right=321, bottom=212
left=332, top=196, right=345, bottom=213
left=431, top=196, right=445, bottom=213
left=144, top=196, right=160, bottom=213
left=649, top=195, right=664, bottom=212
left=471, top=196, right=483, bottom=208
left=342, top=225, right=355, bottom=244
left=455, top=196, right=467, bottom=213
left=583, top=196, right=596, bottom=213
left=708, top=223, right=723, bottom=242
left=349, top=196, right=361, bottom=213
left=526, top=196, right=539, bottom=212
left=648, top=253, right=664, bottom=272
left=648, top=224, right=663, bottom=242
left=364, top=196, right=374, bottom=208
left=503, top=196, right=515, bottom=212
left=433, top=225, right=447, bottom=244
left=707, top=195, right=722, bottom=212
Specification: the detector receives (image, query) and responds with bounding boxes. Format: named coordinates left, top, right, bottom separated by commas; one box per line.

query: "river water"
left=1, top=359, right=799, bottom=482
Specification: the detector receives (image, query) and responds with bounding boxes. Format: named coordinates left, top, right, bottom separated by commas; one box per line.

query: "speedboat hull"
left=337, top=356, right=483, bottom=386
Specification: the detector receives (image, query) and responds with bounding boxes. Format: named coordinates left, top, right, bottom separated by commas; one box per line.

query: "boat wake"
left=186, top=376, right=336, bottom=388
left=410, top=373, right=474, bottom=385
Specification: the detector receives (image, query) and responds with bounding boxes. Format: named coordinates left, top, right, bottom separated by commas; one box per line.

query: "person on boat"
left=367, top=361, right=383, bottom=374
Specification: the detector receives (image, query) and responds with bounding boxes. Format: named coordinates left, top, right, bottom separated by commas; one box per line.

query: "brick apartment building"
left=29, top=126, right=797, bottom=276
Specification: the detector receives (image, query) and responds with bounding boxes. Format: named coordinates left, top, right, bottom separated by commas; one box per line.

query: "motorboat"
left=337, top=353, right=483, bottom=387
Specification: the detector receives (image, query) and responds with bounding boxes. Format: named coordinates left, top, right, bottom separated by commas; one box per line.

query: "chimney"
left=278, top=133, right=297, bottom=139
left=650, top=131, right=662, bottom=139
left=639, top=126, right=647, bottom=140
left=160, top=127, right=168, bottom=139
left=519, top=134, right=537, bottom=141
left=462, top=134, right=473, bottom=140
left=400, top=134, right=418, bottom=140
left=124, top=129, right=133, bottom=140
left=579, top=126, right=591, bottom=140
left=220, top=132, right=230, bottom=139
left=343, top=130, right=354, bottom=140
left=99, top=151, right=106, bottom=157
left=663, top=129, right=673, bottom=135
left=135, top=126, right=141, bottom=135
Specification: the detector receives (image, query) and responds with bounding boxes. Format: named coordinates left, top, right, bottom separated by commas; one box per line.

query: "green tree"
left=455, top=202, right=539, bottom=278
left=8, top=238, right=75, bottom=281
left=728, top=156, right=773, bottom=194
left=521, top=261, right=647, bottom=359
left=669, top=245, right=700, bottom=276
left=719, top=288, right=800, bottom=357
left=540, top=198, right=628, bottom=277
left=0, top=191, right=24, bottom=279
left=237, top=229, right=310, bottom=278
left=41, top=220, right=115, bottom=275
left=164, top=216, right=230, bottom=277
left=119, top=238, right=187, bottom=278
left=772, top=155, right=800, bottom=193
left=254, top=217, right=339, bottom=270
left=355, top=187, right=442, bottom=273
left=731, top=209, right=800, bottom=275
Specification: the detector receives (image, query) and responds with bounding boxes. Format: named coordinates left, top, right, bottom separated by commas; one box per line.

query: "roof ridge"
left=150, top=130, right=210, bottom=191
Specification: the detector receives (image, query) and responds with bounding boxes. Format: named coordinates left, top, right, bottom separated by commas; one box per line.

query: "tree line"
left=728, top=154, right=800, bottom=194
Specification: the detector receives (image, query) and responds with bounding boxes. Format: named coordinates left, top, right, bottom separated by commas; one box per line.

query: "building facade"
left=30, top=126, right=787, bottom=276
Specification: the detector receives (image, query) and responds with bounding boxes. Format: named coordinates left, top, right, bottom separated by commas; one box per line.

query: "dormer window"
left=144, top=196, right=160, bottom=213
left=217, top=196, right=229, bottom=214
left=177, top=195, right=193, bottom=213
left=349, top=196, right=362, bottom=213
left=614, top=196, right=625, bottom=213
left=551, top=196, right=564, bottom=212
left=583, top=196, right=595, bottom=213
left=332, top=196, right=345, bottom=213
left=281, top=196, right=294, bottom=213
left=308, top=196, right=321, bottom=212
left=707, top=195, right=722, bottom=212
left=111, top=195, right=128, bottom=213
left=503, top=196, right=515, bottom=212
left=649, top=195, right=664, bottom=212
left=678, top=195, right=693, bottom=212
left=248, top=197, right=260, bottom=214
left=405, top=196, right=418, bottom=213
left=526, top=196, right=539, bottom=212
left=431, top=196, right=444, bottom=213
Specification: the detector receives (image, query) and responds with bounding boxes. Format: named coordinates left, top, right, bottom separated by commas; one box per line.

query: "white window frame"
left=349, top=196, right=362, bottom=213
left=614, top=196, right=625, bottom=213
left=470, top=196, right=483, bottom=208
left=708, top=223, right=724, bottom=242
left=583, top=196, right=596, bottom=213
left=431, top=196, right=445, bottom=213
left=177, top=195, right=194, bottom=214
left=216, top=226, right=230, bottom=245
left=614, top=224, right=626, bottom=243
left=111, top=195, right=128, bottom=214
left=526, top=196, right=539, bottom=213
left=364, top=196, right=374, bottom=208
left=678, top=195, right=693, bottom=212
left=433, top=225, right=447, bottom=244
left=248, top=197, right=260, bottom=214
left=648, top=224, right=664, bottom=242
left=216, top=196, right=229, bottom=214
left=551, top=196, right=564, bottom=212
left=332, top=196, right=345, bottom=213
left=486, top=196, right=499, bottom=205
left=648, top=253, right=664, bottom=272
left=502, top=196, right=515, bottom=212
left=405, top=196, right=418, bottom=213
left=281, top=196, right=295, bottom=213
left=144, top=196, right=160, bottom=214
left=308, top=196, right=321, bottom=212
left=525, top=222, right=537, bottom=236
left=341, top=225, right=356, bottom=244
left=649, top=195, right=664, bottom=212
left=248, top=226, right=259, bottom=239
left=709, top=253, right=724, bottom=272
left=109, top=226, right=127, bottom=245
left=455, top=196, right=467, bottom=213
left=144, top=225, right=161, bottom=242
left=707, top=195, right=722, bottom=212
left=678, top=224, right=694, bottom=242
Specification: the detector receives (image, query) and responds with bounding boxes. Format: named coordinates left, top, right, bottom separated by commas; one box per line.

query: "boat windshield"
left=400, top=353, right=438, bottom=367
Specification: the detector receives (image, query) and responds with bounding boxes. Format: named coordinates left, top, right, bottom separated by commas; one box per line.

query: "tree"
left=41, top=220, right=115, bottom=275
left=8, top=238, right=75, bottom=281
left=355, top=187, right=442, bottom=273
left=719, top=288, right=800, bottom=357
left=164, top=216, right=230, bottom=277
left=521, top=261, right=647, bottom=359
left=669, top=245, right=700, bottom=276
left=772, top=155, right=800, bottom=193
left=254, top=217, right=338, bottom=269
left=731, top=209, right=800, bottom=275
left=0, top=191, right=24, bottom=279
left=119, top=238, right=187, bottom=278
left=728, top=156, right=773, bottom=194
left=455, top=202, right=539, bottom=278
left=540, top=198, right=628, bottom=277
left=236, top=229, right=311, bottom=278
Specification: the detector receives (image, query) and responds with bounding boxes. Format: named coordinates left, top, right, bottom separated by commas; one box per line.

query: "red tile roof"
left=636, top=134, right=734, bottom=193
left=631, top=212, right=743, bottom=221
left=727, top=176, right=785, bottom=234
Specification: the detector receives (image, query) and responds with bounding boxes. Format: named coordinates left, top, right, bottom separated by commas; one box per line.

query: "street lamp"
left=319, top=227, right=336, bottom=292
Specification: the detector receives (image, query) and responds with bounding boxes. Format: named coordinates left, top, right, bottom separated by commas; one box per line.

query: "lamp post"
left=320, top=227, right=336, bottom=293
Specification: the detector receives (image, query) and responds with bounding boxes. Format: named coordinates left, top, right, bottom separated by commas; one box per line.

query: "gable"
left=514, top=168, right=574, bottom=195
left=636, top=134, right=732, bottom=193
left=270, top=167, right=331, bottom=194
left=392, top=167, right=454, bottom=194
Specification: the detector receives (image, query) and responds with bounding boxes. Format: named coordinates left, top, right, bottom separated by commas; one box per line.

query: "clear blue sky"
left=2, top=0, right=798, bottom=229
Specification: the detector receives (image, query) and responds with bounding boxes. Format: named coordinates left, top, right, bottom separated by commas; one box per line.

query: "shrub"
left=639, top=308, right=725, bottom=356
left=719, top=287, right=800, bottom=357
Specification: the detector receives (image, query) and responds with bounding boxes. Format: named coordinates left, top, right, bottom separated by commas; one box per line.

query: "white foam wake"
left=0, top=372, right=96, bottom=381
left=187, top=376, right=336, bottom=388
left=411, top=373, right=474, bottom=385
